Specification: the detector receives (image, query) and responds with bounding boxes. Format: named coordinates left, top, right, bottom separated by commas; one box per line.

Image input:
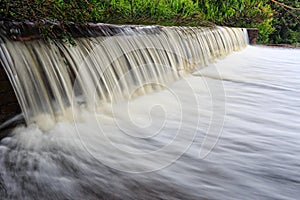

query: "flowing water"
left=0, top=26, right=247, bottom=128
left=0, top=26, right=300, bottom=200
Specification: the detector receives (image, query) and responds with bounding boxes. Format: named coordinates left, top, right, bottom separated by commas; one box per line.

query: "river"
left=0, top=46, right=299, bottom=200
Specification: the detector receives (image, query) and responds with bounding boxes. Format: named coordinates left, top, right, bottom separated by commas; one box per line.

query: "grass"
left=1, top=0, right=289, bottom=44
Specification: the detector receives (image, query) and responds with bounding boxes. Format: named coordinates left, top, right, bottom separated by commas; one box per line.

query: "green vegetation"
left=197, top=0, right=274, bottom=43
left=268, top=0, right=299, bottom=45
left=0, top=0, right=299, bottom=44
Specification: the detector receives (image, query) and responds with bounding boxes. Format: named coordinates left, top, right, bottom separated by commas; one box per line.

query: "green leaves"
left=268, top=0, right=300, bottom=44
left=196, top=0, right=275, bottom=43
left=0, top=0, right=297, bottom=44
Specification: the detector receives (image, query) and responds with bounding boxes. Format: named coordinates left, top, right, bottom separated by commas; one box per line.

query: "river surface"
left=0, top=46, right=300, bottom=200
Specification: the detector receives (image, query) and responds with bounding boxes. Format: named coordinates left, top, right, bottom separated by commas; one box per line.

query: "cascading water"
left=0, top=26, right=247, bottom=129
left=1, top=24, right=300, bottom=200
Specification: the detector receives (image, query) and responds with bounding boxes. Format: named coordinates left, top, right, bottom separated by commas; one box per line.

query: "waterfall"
left=0, top=25, right=248, bottom=129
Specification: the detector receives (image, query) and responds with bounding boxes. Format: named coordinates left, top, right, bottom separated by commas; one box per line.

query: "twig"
left=270, top=0, right=300, bottom=11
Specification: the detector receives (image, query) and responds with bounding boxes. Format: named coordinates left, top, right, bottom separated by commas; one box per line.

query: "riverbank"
left=1, top=0, right=277, bottom=44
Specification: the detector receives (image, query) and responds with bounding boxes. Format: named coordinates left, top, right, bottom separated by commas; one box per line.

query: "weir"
left=0, top=24, right=248, bottom=128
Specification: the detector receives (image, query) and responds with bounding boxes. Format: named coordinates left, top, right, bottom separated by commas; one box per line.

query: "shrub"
left=197, top=0, right=275, bottom=43
left=0, top=0, right=297, bottom=44
left=268, top=0, right=300, bottom=45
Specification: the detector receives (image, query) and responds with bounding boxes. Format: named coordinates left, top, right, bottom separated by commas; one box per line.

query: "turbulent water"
left=0, top=46, right=299, bottom=199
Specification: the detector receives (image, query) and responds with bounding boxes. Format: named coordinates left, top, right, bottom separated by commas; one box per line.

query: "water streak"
left=0, top=46, right=299, bottom=200
left=0, top=26, right=247, bottom=129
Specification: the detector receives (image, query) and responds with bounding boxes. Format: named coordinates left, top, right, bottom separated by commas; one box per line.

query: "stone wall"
left=247, top=28, right=259, bottom=45
left=0, top=66, right=21, bottom=123
left=0, top=21, right=162, bottom=41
